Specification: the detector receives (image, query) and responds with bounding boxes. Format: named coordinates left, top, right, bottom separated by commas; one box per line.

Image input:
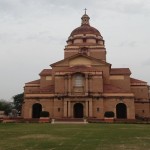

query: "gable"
left=51, top=53, right=111, bottom=67
left=69, top=56, right=92, bottom=66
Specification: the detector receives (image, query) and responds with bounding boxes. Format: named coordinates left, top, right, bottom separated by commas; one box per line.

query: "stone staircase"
left=51, top=118, right=88, bottom=124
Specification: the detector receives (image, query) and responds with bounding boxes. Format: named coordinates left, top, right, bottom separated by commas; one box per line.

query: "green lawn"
left=0, top=123, right=150, bottom=150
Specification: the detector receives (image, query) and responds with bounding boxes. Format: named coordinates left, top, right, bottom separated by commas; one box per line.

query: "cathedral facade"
left=22, top=12, right=150, bottom=120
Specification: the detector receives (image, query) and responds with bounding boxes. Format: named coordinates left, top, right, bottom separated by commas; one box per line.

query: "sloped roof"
left=104, top=84, right=129, bottom=93
left=25, top=79, right=40, bottom=84
left=110, top=68, right=131, bottom=75
left=51, top=53, right=111, bottom=67
left=39, top=69, right=52, bottom=76
left=130, top=78, right=147, bottom=84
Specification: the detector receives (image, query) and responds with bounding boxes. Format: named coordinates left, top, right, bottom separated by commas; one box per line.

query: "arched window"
left=74, top=74, right=84, bottom=87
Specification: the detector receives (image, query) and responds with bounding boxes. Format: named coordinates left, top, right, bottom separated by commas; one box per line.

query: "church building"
left=22, top=12, right=150, bottom=120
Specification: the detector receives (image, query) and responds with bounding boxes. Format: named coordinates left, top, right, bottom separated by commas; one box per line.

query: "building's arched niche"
left=116, top=103, right=127, bottom=119
left=72, top=73, right=85, bottom=93
left=73, top=73, right=84, bottom=87
left=32, top=103, right=42, bottom=118
left=74, top=103, right=84, bottom=118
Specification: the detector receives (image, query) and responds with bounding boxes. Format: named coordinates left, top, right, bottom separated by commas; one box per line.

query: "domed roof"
left=70, top=25, right=100, bottom=36
left=70, top=12, right=101, bottom=37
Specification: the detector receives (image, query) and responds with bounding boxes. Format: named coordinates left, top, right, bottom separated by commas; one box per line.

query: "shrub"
left=104, top=111, right=114, bottom=118
left=40, top=111, right=49, bottom=117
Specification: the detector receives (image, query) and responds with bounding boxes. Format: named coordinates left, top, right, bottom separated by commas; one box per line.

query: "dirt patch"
left=19, top=134, right=66, bottom=140
left=135, top=137, right=150, bottom=140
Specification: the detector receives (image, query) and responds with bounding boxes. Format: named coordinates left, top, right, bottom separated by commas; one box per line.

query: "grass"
left=0, top=123, right=150, bottom=150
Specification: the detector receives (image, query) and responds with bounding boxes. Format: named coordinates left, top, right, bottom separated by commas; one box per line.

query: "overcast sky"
left=0, top=0, right=150, bottom=101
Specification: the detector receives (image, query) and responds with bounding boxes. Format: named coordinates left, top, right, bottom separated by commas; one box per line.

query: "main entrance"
left=74, top=103, right=83, bottom=118
left=32, top=103, right=42, bottom=118
left=116, top=103, right=127, bottom=119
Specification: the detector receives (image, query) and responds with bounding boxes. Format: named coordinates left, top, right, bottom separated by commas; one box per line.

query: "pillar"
left=85, top=101, right=89, bottom=117
left=68, top=101, right=71, bottom=117
left=85, top=74, right=88, bottom=94
left=63, top=100, right=67, bottom=117
left=29, top=108, right=32, bottom=118
left=88, top=75, right=92, bottom=94
left=89, top=99, right=93, bottom=117
left=68, top=75, right=71, bottom=95
left=64, top=75, right=68, bottom=94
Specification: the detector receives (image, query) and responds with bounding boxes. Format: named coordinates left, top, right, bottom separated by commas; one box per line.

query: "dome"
left=70, top=13, right=101, bottom=37
left=70, top=25, right=101, bottom=36
left=66, top=12, right=104, bottom=46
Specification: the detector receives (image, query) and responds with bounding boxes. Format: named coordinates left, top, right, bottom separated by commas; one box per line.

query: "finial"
left=81, top=8, right=90, bottom=26
left=84, top=8, right=87, bottom=14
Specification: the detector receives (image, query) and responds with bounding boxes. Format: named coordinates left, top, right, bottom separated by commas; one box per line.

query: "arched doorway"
left=32, top=103, right=42, bottom=118
left=74, top=103, right=83, bottom=118
left=116, top=103, right=127, bottom=119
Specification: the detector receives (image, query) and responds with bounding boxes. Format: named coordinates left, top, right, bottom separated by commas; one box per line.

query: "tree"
left=13, top=93, right=24, bottom=114
left=0, top=99, right=13, bottom=115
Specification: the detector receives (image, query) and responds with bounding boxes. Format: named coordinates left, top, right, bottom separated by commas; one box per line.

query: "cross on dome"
left=84, top=8, right=87, bottom=14
left=81, top=8, right=90, bottom=25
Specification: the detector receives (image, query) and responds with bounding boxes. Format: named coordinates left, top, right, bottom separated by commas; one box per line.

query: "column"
left=85, top=101, right=89, bottom=117
left=88, top=75, right=92, bottom=94
left=53, top=99, right=55, bottom=118
left=29, top=108, right=32, bottom=118
left=63, top=100, right=67, bottom=117
left=64, top=75, right=68, bottom=95
left=68, top=75, right=71, bottom=95
left=68, top=101, right=71, bottom=117
left=85, top=74, right=88, bottom=95
left=89, top=99, right=93, bottom=117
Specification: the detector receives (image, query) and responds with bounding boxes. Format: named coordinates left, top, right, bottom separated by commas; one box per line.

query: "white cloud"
left=92, top=0, right=150, bottom=15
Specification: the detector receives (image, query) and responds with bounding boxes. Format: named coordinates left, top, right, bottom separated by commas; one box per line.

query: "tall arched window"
left=74, top=74, right=84, bottom=87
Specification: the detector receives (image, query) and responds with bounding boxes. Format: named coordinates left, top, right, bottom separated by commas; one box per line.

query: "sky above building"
left=0, top=0, right=150, bottom=101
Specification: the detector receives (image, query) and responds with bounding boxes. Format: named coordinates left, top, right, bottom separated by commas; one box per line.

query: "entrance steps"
left=51, top=118, right=88, bottom=124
